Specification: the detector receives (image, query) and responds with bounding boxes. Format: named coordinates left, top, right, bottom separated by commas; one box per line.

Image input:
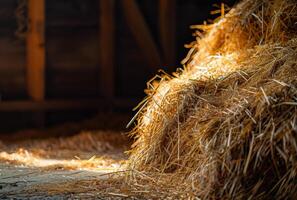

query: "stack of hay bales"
left=128, top=0, right=297, bottom=199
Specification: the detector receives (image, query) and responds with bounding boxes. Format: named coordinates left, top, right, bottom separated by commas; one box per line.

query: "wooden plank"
left=0, top=71, right=26, bottom=97
left=26, top=0, right=45, bottom=101
left=0, top=98, right=139, bottom=112
left=99, top=0, right=115, bottom=99
left=121, top=0, right=162, bottom=71
left=0, top=99, right=103, bottom=111
left=47, top=30, right=99, bottom=70
left=0, top=37, right=25, bottom=70
left=159, top=0, right=176, bottom=68
left=47, top=69, right=99, bottom=98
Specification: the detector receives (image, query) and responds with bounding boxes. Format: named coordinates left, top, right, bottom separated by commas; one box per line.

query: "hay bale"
left=128, top=0, right=297, bottom=199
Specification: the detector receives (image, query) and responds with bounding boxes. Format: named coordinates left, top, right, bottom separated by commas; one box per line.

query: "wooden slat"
left=0, top=98, right=139, bottom=112
left=0, top=99, right=103, bottom=111
left=121, top=0, right=162, bottom=71
left=99, top=0, right=115, bottom=99
left=26, top=0, right=46, bottom=101
left=159, top=0, right=176, bottom=68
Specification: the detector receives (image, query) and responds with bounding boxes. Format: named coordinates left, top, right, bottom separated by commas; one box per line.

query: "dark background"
left=0, top=0, right=237, bottom=132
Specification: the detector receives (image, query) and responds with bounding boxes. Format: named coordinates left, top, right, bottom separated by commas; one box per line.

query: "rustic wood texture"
left=0, top=0, right=221, bottom=109
left=99, top=0, right=115, bottom=99
left=46, top=30, right=99, bottom=98
left=0, top=37, right=26, bottom=98
left=121, top=0, right=162, bottom=71
left=159, top=0, right=176, bottom=68
left=0, top=0, right=26, bottom=99
left=0, top=98, right=139, bottom=112
left=26, top=0, right=45, bottom=101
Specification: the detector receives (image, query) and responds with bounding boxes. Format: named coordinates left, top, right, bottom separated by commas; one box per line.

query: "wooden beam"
left=159, top=0, right=176, bottom=69
left=99, top=0, right=115, bottom=99
left=0, top=100, right=102, bottom=111
left=0, top=98, right=140, bottom=112
left=26, top=0, right=46, bottom=101
left=121, top=0, right=162, bottom=71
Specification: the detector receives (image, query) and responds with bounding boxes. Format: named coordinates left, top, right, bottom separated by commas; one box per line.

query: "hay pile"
left=128, top=0, right=297, bottom=199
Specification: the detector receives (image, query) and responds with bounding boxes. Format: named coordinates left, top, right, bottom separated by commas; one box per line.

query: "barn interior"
left=1, top=0, right=297, bottom=199
left=0, top=0, right=234, bottom=133
left=0, top=0, right=238, bottom=198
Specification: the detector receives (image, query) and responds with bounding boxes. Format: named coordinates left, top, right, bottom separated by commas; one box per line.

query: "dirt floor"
left=0, top=130, right=132, bottom=199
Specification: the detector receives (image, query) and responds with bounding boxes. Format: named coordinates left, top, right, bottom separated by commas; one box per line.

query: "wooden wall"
left=0, top=0, right=26, bottom=99
left=0, top=0, right=236, bottom=131
left=46, top=0, right=100, bottom=98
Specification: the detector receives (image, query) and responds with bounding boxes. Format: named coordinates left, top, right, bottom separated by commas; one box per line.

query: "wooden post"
left=27, top=0, right=46, bottom=127
left=159, top=0, right=176, bottom=69
left=121, top=0, right=162, bottom=71
left=26, top=0, right=45, bottom=101
left=99, top=0, right=115, bottom=100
